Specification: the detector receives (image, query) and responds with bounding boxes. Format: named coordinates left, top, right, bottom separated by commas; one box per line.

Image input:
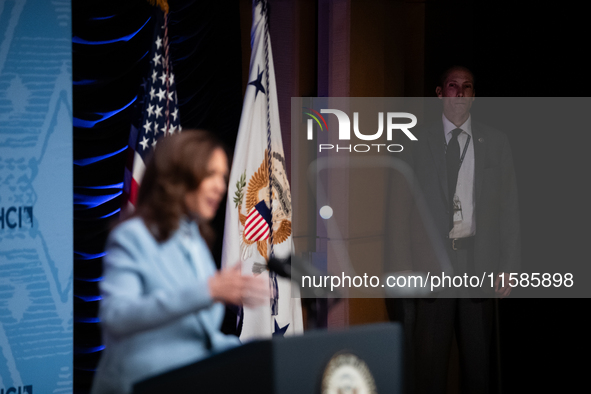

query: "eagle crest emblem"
left=233, top=150, right=292, bottom=262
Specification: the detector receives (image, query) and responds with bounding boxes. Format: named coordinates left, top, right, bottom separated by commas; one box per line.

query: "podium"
left=133, top=323, right=403, bottom=393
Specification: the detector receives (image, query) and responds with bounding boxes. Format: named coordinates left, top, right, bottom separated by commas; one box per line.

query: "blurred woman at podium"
left=91, top=130, right=268, bottom=394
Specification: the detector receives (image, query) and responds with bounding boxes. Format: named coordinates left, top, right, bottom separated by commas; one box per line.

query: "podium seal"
left=321, top=353, right=377, bottom=394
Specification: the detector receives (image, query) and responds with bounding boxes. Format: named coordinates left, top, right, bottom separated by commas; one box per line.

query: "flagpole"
left=261, top=0, right=279, bottom=318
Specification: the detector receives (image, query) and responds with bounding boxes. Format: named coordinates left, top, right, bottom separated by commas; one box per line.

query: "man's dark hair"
left=438, top=65, right=475, bottom=89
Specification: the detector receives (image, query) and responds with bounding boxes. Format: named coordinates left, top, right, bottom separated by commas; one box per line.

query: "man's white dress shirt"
left=443, top=114, right=476, bottom=239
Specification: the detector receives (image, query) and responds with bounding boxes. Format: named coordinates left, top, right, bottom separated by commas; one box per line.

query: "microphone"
left=266, top=255, right=342, bottom=329
left=266, top=254, right=342, bottom=298
left=266, top=256, right=292, bottom=278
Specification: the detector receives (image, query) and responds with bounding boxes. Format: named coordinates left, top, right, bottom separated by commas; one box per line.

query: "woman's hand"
left=208, top=263, right=269, bottom=307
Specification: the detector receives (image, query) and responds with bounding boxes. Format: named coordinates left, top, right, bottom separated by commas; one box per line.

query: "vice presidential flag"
left=222, top=0, right=303, bottom=341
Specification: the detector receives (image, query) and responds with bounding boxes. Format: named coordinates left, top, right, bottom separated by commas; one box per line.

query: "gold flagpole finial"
left=147, top=0, right=169, bottom=14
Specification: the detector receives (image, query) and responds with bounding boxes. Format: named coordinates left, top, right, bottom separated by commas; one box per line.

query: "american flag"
left=123, top=9, right=181, bottom=210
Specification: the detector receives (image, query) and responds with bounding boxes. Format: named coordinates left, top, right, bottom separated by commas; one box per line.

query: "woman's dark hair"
left=134, top=129, right=226, bottom=243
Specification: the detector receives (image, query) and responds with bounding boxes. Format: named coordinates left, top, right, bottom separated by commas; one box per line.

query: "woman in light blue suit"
left=91, top=131, right=267, bottom=394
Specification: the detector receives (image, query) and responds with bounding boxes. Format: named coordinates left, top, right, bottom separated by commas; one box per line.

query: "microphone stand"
left=267, top=255, right=342, bottom=331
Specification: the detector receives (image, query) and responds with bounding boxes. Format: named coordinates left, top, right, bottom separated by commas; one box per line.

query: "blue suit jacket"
left=91, top=218, right=240, bottom=394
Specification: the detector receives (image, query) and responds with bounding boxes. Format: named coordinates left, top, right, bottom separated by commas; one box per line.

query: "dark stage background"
left=425, top=3, right=589, bottom=393
left=72, top=1, right=589, bottom=393
left=323, top=2, right=589, bottom=392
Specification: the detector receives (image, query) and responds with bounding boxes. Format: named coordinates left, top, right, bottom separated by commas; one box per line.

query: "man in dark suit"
left=404, top=66, right=520, bottom=394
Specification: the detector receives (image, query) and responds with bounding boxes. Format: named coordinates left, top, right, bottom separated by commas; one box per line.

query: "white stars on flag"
left=143, top=120, right=152, bottom=133
left=158, top=73, right=167, bottom=85
left=139, top=136, right=149, bottom=151
left=132, top=15, right=181, bottom=162
left=125, top=11, right=182, bottom=211
left=152, top=53, right=161, bottom=66
left=156, top=88, right=166, bottom=102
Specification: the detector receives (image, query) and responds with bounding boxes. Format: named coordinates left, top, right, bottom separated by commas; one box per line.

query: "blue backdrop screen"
left=0, top=1, right=73, bottom=393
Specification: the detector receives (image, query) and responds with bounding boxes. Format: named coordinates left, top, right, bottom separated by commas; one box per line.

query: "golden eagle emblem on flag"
left=233, top=150, right=291, bottom=261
